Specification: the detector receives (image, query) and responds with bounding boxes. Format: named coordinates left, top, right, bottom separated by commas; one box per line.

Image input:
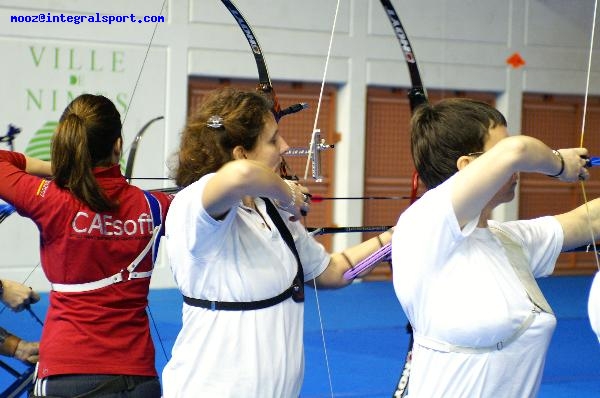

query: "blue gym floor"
left=1, top=276, right=599, bottom=397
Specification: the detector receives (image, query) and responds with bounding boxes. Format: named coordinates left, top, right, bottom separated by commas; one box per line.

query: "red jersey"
left=0, top=150, right=172, bottom=378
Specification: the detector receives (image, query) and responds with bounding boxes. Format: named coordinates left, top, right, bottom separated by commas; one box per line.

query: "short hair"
left=411, top=98, right=507, bottom=189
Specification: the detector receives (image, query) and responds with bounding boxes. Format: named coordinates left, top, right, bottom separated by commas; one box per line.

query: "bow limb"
left=320, top=1, right=426, bottom=267
left=356, top=0, right=428, bottom=279
left=124, top=116, right=165, bottom=183
left=221, top=0, right=308, bottom=124
left=221, top=0, right=309, bottom=181
left=378, top=0, right=428, bottom=225
left=220, top=0, right=281, bottom=119
left=379, top=0, right=428, bottom=112
left=372, top=1, right=429, bottom=396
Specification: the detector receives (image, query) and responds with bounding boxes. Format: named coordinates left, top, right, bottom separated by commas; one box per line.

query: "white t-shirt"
left=392, top=175, right=562, bottom=398
left=588, top=272, right=600, bottom=342
left=162, top=174, right=330, bottom=398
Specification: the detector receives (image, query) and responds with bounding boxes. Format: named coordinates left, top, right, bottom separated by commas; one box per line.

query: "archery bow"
left=376, top=3, right=600, bottom=397
left=379, top=0, right=428, bottom=113
left=357, top=1, right=428, bottom=244
left=221, top=0, right=307, bottom=125
left=577, top=0, right=600, bottom=272
left=303, top=0, right=430, bottom=263
left=220, top=2, right=343, bottom=396
left=220, top=0, right=341, bottom=183
left=376, top=1, right=429, bottom=397
left=343, top=0, right=429, bottom=259
left=219, top=3, right=399, bottom=240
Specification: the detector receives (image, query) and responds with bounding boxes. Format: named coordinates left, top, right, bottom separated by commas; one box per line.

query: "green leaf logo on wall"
left=24, top=121, right=57, bottom=160
left=22, top=122, right=127, bottom=172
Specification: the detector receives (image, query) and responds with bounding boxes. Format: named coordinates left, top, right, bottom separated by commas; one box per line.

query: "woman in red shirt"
left=0, top=94, right=171, bottom=397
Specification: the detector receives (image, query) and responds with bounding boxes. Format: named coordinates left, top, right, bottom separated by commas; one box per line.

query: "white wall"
left=0, top=0, right=598, bottom=290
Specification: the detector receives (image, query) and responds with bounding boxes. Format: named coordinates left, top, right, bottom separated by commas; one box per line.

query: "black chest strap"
left=183, top=198, right=304, bottom=311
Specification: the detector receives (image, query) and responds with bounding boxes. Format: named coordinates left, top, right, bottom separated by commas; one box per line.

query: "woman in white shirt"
left=162, top=87, right=393, bottom=398
left=393, top=98, right=592, bottom=397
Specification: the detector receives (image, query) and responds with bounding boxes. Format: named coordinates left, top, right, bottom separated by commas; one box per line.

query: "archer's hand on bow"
left=0, top=279, right=40, bottom=312
left=275, top=179, right=312, bottom=221
left=552, top=148, right=589, bottom=182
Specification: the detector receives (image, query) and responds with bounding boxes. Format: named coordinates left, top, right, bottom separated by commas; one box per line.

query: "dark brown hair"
left=411, top=98, right=507, bottom=189
left=52, top=94, right=122, bottom=212
left=173, top=87, right=272, bottom=187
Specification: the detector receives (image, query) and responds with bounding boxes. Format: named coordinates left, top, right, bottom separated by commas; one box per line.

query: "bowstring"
left=303, top=0, right=341, bottom=182
left=0, top=263, right=41, bottom=320
left=134, top=0, right=169, bottom=361
left=580, top=0, right=600, bottom=271
left=114, top=0, right=169, bottom=360
left=306, top=1, right=341, bottom=396
left=121, top=0, right=167, bottom=159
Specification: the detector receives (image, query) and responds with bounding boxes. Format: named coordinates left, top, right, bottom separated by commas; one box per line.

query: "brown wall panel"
left=521, top=94, right=600, bottom=274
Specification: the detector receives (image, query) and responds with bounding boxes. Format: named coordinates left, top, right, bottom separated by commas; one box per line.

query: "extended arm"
left=25, top=156, right=52, bottom=177
left=0, top=150, right=52, bottom=178
left=555, top=198, right=600, bottom=250
left=203, top=159, right=308, bottom=220
left=452, top=135, right=587, bottom=227
left=311, top=229, right=394, bottom=288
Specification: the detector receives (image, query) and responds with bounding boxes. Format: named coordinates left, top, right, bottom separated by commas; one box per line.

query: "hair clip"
left=207, top=115, right=223, bottom=129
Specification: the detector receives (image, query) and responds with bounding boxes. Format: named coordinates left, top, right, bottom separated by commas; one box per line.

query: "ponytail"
left=52, top=94, right=121, bottom=212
